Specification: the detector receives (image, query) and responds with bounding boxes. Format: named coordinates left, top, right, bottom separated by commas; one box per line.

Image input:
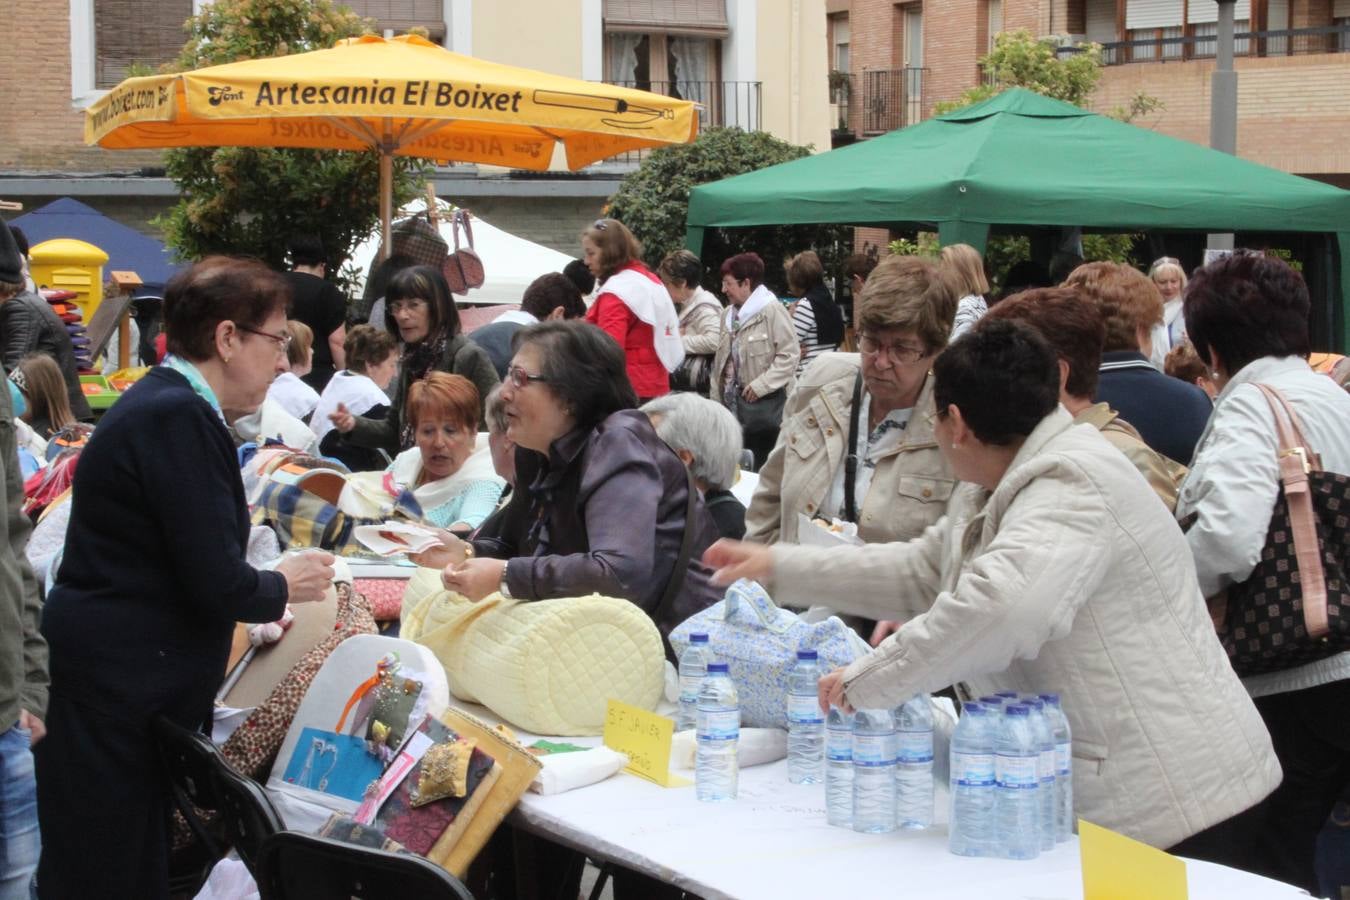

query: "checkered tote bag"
left=1217, top=383, right=1350, bottom=676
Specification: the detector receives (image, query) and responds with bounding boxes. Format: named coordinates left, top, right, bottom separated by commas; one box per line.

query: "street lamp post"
left=1208, top=0, right=1238, bottom=251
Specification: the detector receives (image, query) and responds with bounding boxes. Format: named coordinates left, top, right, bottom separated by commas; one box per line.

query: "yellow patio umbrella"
left=85, top=34, right=698, bottom=252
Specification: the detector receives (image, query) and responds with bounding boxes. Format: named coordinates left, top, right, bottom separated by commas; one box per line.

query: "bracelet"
left=498, top=563, right=512, bottom=600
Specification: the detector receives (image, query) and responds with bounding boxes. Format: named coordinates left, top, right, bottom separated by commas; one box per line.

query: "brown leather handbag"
left=1216, top=383, right=1350, bottom=676
left=442, top=210, right=485, bottom=294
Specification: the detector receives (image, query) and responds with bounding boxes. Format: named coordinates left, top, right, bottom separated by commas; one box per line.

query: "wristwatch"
left=498, top=562, right=513, bottom=600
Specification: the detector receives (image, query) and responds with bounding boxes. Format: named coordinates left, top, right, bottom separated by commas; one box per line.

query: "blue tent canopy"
left=10, top=197, right=180, bottom=293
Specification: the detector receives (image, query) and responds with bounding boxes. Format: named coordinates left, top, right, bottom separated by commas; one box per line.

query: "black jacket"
left=1096, top=350, right=1213, bottom=466
left=472, top=410, right=723, bottom=655
left=0, top=290, right=93, bottom=420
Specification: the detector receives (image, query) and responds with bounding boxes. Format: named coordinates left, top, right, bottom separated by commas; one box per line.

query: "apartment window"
left=340, top=0, right=447, bottom=43
left=1336, top=0, right=1350, bottom=51
left=1084, top=0, right=1117, bottom=45
left=832, top=16, right=851, bottom=71
left=603, top=0, right=728, bottom=103
left=93, top=0, right=194, bottom=89
left=1124, top=0, right=1185, bottom=60
left=986, top=0, right=1004, bottom=53
left=1188, top=0, right=1251, bottom=56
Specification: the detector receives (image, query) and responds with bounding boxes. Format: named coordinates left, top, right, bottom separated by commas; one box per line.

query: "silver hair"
left=640, top=392, right=742, bottom=490
left=484, top=383, right=509, bottom=435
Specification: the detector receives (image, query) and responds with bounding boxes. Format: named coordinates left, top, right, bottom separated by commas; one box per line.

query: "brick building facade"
left=828, top=0, right=1350, bottom=251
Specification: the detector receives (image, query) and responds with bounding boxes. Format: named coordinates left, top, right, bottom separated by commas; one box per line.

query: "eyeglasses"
left=238, top=324, right=292, bottom=351
left=507, top=366, right=550, bottom=389
left=388, top=297, right=428, bottom=314
left=858, top=333, right=927, bottom=364
left=1151, top=257, right=1181, bottom=270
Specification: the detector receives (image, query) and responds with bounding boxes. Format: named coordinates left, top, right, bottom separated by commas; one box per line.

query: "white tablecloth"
left=455, top=702, right=1306, bottom=900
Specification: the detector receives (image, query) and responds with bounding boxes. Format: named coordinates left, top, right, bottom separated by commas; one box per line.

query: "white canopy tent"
left=347, top=198, right=576, bottom=307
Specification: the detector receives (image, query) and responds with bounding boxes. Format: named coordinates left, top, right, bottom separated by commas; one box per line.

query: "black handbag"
left=1216, top=384, right=1350, bottom=676
left=735, top=387, right=787, bottom=437
left=670, top=353, right=714, bottom=395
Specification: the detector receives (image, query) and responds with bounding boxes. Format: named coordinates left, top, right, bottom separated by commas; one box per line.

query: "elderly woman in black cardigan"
left=36, top=258, right=335, bottom=900
left=419, top=321, right=722, bottom=651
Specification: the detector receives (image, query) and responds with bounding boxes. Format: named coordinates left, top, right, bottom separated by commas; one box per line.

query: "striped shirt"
left=792, top=299, right=839, bottom=376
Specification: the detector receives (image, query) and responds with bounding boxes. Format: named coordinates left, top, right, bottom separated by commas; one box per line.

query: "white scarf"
left=267, top=372, right=320, bottom=422
left=601, top=267, right=685, bottom=372
left=725, top=284, right=777, bottom=331
left=388, top=441, right=503, bottom=516
left=310, top=370, right=391, bottom=444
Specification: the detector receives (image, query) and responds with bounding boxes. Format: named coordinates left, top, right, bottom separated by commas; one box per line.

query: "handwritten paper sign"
left=1080, top=819, right=1187, bottom=900
left=602, top=700, right=689, bottom=788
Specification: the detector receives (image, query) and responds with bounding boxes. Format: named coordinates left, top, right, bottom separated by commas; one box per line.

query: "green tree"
left=605, top=127, right=850, bottom=294
left=155, top=0, right=424, bottom=280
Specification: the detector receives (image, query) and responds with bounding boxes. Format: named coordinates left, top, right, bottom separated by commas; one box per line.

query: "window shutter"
left=94, top=0, right=193, bottom=89
left=1125, top=0, right=1184, bottom=30
left=603, top=0, right=730, bottom=38
left=1187, top=0, right=1252, bottom=24
left=1086, top=0, right=1118, bottom=42
left=1334, top=0, right=1350, bottom=18
left=1267, top=0, right=1290, bottom=29
left=341, top=0, right=447, bottom=42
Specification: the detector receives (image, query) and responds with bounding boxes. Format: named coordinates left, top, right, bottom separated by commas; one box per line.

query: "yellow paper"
left=1080, top=819, right=1187, bottom=900
left=602, top=700, right=689, bottom=788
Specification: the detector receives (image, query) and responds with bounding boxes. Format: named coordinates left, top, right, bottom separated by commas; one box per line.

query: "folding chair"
left=212, top=754, right=285, bottom=877
left=257, top=831, right=475, bottom=900
left=152, top=715, right=228, bottom=893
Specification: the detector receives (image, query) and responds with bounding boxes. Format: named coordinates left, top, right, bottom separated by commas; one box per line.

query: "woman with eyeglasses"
left=744, top=255, right=958, bottom=642
left=327, top=264, right=498, bottom=459
left=415, top=320, right=721, bottom=657
left=1147, top=256, right=1188, bottom=368
left=580, top=218, right=683, bottom=402
left=36, top=258, right=336, bottom=899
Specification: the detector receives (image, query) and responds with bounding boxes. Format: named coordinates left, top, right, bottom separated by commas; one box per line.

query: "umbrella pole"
left=379, top=145, right=392, bottom=262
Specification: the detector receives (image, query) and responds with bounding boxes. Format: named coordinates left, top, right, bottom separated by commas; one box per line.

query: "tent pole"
left=379, top=146, right=393, bottom=262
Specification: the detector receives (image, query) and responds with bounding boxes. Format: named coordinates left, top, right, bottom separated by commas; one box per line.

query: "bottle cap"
left=689, top=633, right=709, bottom=644
left=995, top=691, right=1019, bottom=699
left=961, top=701, right=985, bottom=713
left=1038, top=692, right=1059, bottom=705
left=1005, top=704, right=1029, bottom=716
left=796, top=649, right=819, bottom=660
left=706, top=662, right=729, bottom=673
left=978, top=695, right=1004, bottom=706
left=1022, top=697, right=1044, bottom=710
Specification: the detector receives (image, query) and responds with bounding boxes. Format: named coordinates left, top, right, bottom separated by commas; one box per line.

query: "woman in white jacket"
left=705, top=318, right=1279, bottom=851
left=1173, top=252, right=1350, bottom=894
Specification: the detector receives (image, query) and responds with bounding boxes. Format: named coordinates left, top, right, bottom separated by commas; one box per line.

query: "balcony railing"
left=603, top=80, right=762, bottom=132
left=859, top=68, right=927, bottom=134
left=1056, top=24, right=1350, bottom=65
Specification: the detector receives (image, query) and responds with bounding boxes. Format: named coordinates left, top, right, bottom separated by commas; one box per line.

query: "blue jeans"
left=0, top=725, right=37, bottom=900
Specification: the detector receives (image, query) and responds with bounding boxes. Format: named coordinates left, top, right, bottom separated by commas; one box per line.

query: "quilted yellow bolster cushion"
left=400, top=567, right=665, bottom=736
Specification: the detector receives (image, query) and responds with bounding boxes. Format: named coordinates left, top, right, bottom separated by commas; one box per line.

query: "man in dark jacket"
left=1, top=227, right=93, bottom=421
left=0, top=218, right=49, bottom=897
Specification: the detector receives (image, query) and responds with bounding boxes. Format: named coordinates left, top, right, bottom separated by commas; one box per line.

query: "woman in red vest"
left=581, top=218, right=683, bottom=401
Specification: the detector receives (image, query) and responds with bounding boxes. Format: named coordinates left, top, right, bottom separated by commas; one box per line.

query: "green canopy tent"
left=686, top=88, right=1350, bottom=349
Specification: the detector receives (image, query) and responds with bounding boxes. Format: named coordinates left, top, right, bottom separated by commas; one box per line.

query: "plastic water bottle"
left=948, top=701, right=997, bottom=857
left=995, top=704, right=1040, bottom=859
left=786, top=650, right=825, bottom=784
left=1039, top=693, right=1073, bottom=843
left=676, top=633, right=711, bottom=731
left=851, top=707, right=896, bottom=834
left=695, top=662, right=739, bottom=802
left=894, top=693, right=934, bottom=830
left=994, top=690, right=1020, bottom=708
left=825, top=706, right=854, bottom=828
left=1021, top=698, right=1057, bottom=851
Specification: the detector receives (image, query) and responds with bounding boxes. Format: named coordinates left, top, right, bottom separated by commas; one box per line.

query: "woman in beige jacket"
left=706, top=318, right=1279, bottom=851
left=710, top=253, right=799, bottom=468
left=746, top=255, right=958, bottom=548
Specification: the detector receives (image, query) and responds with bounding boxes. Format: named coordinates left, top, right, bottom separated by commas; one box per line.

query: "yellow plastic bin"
left=29, top=239, right=109, bottom=323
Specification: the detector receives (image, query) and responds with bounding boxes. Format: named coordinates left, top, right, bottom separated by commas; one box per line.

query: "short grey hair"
left=484, top=383, right=509, bottom=434
left=640, top=392, right=742, bottom=490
